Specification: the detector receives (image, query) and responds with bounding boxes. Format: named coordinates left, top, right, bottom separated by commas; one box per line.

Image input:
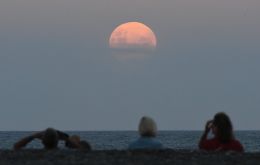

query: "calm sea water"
left=0, top=131, right=259, bottom=152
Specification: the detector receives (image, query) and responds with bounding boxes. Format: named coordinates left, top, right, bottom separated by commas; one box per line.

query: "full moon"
left=109, top=22, right=157, bottom=50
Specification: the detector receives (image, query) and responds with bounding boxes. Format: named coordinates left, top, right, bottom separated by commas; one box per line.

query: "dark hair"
left=42, top=128, right=59, bottom=149
left=213, top=112, right=234, bottom=143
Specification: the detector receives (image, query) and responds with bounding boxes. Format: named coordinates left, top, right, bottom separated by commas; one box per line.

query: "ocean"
left=0, top=131, right=259, bottom=152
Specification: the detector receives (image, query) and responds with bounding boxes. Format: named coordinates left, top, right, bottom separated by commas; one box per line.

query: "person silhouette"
left=199, top=112, right=244, bottom=152
left=128, top=116, right=163, bottom=150
left=14, top=128, right=91, bottom=150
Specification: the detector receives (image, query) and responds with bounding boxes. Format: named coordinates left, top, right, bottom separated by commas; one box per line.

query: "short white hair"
left=138, top=116, right=157, bottom=137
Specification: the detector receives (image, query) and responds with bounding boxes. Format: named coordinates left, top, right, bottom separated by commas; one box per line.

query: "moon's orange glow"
left=109, top=22, right=157, bottom=49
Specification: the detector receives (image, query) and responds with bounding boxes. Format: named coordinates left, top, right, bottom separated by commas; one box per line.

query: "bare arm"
left=13, top=132, right=44, bottom=150
left=199, top=120, right=212, bottom=149
left=56, top=130, right=69, bottom=141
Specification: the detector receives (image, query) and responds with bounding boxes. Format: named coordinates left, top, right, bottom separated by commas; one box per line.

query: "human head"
left=138, top=116, right=157, bottom=137
left=69, top=135, right=81, bottom=143
left=212, top=112, right=234, bottom=143
left=65, top=135, right=81, bottom=148
left=42, top=128, right=59, bottom=149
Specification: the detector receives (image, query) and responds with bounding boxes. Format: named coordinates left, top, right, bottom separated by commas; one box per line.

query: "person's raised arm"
left=13, top=131, right=44, bottom=150
left=56, top=130, right=69, bottom=141
left=199, top=120, right=212, bottom=149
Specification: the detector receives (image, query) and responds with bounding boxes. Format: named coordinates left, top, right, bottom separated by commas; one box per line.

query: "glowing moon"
left=109, top=22, right=157, bottom=50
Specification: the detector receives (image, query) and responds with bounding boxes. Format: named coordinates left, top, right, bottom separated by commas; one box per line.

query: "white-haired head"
left=138, top=116, right=157, bottom=137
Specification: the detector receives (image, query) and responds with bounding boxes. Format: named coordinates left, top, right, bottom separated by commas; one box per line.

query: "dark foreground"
left=1, top=150, right=260, bottom=165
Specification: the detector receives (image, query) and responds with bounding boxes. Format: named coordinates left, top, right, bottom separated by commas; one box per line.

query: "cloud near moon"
left=109, top=22, right=157, bottom=50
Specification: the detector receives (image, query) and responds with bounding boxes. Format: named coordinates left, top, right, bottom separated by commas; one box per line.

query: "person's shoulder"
left=230, top=139, right=244, bottom=152
left=231, top=139, right=243, bottom=147
left=199, top=137, right=219, bottom=150
left=231, top=139, right=243, bottom=146
left=128, top=138, right=163, bottom=150
left=202, top=137, right=219, bottom=144
left=128, top=139, right=141, bottom=149
left=147, top=138, right=163, bottom=148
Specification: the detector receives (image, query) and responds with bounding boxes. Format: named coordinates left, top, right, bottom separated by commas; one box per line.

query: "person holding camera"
left=199, top=112, right=244, bottom=152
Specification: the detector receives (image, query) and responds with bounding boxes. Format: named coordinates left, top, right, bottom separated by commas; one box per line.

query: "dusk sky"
left=0, top=0, right=260, bottom=130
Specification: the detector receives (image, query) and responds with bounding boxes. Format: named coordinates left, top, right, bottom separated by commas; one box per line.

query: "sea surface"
left=0, top=131, right=259, bottom=152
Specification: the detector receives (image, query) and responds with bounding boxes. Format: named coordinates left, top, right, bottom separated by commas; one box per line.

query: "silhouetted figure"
left=128, top=116, right=163, bottom=150
left=199, top=112, right=244, bottom=152
left=13, top=128, right=91, bottom=150
left=13, top=128, right=69, bottom=150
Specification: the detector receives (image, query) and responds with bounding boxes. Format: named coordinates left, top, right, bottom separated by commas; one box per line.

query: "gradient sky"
left=0, top=0, right=260, bottom=130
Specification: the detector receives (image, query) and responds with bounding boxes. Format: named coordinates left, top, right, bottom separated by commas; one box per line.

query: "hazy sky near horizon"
left=0, top=0, right=260, bottom=130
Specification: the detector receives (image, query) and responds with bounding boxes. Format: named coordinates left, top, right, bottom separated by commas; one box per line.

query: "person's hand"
left=205, top=120, right=213, bottom=134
